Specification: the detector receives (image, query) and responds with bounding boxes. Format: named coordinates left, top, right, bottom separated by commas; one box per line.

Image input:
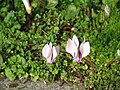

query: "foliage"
left=0, top=0, right=120, bottom=89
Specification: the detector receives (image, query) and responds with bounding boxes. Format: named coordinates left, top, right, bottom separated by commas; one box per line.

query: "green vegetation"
left=0, top=0, right=120, bottom=89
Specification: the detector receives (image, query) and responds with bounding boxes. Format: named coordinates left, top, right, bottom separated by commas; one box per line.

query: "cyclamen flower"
left=66, top=35, right=90, bottom=62
left=117, top=49, right=120, bottom=56
left=104, top=4, right=110, bottom=16
left=22, top=0, right=32, bottom=14
left=42, top=42, right=60, bottom=64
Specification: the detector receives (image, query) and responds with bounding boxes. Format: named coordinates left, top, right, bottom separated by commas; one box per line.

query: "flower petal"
left=80, top=42, right=90, bottom=58
left=42, top=43, right=52, bottom=59
left=72, top=35, right=79, bottom=48
left=52, top=46, right=59, bottom=61
left=55, top=46, right=60, bottom=55
left=49, top=42, right=52, bottom=48
left=104, top=4, right=110, bottom=16
left=22, top=0, right=32, bottom=14
left=46, top=56, right=53, bottom=64
left=66, top=39, right=76, bottom=57
left=117, top=49, right=120, bottom=56
left=73, top=57, right=82, bottom=63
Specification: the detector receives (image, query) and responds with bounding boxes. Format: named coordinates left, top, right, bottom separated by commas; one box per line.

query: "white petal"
left=117, top=49, right=120, bottom=56
left=49, top=42, right=52, bottom=48
left=104, top=4, right=110, bottom=16
left=72, top=35, right=79, bottom=48
left=46, top=55, right=53, bottom=64
left=55, top=46, right=60, bottom=55
left=83, top=36, right=86, bottom=42
left=22, top=0, right=32, bottom=14
left=52, top=46, right=58, bottom=60
left=66, top=39, right=77, bottom=57
left=42, top=43, right=52, bottom=59
left=80, top=42, right=90, bottom=58
left=74, top=49, right=79, bottom=57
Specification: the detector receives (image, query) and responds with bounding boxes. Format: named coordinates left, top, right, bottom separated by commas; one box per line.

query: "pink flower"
left=66, top=35, right=90, bottom=62
left=42, top=42, right=60, bottom=64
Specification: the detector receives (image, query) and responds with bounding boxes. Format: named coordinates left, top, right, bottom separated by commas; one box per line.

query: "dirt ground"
left=0, top=78, right=85, bottom=90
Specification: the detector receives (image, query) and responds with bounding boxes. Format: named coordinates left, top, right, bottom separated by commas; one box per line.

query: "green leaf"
left=0, top=32, right=3, bottom=51
left=65, top=4, right=78, bottom=20
left=61, top=70, right=67, bottom=79
left=53, top=26, right=59, bottom=33
left=46, top=0, right=58, bottom=9
left=52, top=68, right=58, bottom=75
left=0, top=54, right=3, bottom=65
left=5, top=68, right=16, bottom=81
left=63, top=60, right=68, bottom=66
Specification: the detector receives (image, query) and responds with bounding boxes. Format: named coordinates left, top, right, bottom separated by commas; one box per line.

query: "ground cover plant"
left=0, top=0, right=120, bottom=89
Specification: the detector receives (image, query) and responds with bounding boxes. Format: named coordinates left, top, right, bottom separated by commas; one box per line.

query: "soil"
left=0, top=78, right=85, bottom=90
